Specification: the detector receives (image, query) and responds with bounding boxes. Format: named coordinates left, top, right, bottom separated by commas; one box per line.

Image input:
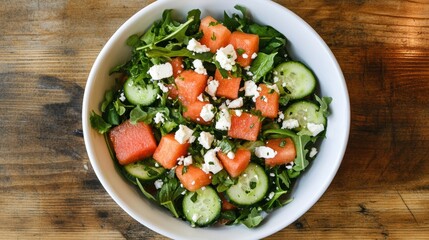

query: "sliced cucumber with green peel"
left=226, top=163, right=268, bottom=206
left=182, top=186, right=221, bottom=227
left=124, top=158, right=166, bottom=181
left=124, top=77, right=159, bottom=106
left=284, top=101, right=326, bottom=132
left=274, top=61, right=316, bottom=99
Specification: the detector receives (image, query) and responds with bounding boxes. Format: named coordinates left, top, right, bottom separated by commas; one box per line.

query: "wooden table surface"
left=1, top=0, right=428, bottom=239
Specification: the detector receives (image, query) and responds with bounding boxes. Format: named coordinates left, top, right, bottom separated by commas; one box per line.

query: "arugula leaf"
left=136, top=178, right=156, bottom=201
left=223, top=5, right=250, bottom=32
left=129, top=106, right=149, bottom=124
left=137, top=10, right=196, bottom=50
left=249, top=52, right=277, bottom=82
left=90, top=111, right=112, bottom=134
left=263, top=129, right=312, bottom=171
left=185, top=9, right=201, bottom=36
left=157, top=177, right=185, bottom=218
left=216, top=138, right=236, bottom=153
left=235, top=207, right=264, bottom=228
left=145, top=47, right=214, bottom=62
left=211, top=170, right=236, bottom=192
left=315, top=95, right=333, bottom=118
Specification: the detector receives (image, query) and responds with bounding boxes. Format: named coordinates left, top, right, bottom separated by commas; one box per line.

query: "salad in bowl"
left=83, top=0, right=349, bottom=239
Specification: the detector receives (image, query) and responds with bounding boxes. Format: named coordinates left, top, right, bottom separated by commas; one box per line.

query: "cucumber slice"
left=182, top=186, right=221, bottom=227
left=284, top=101, right=326, bottom=131
left=274, top=61, right=316, bottom=99
left=124, top=77, right=159, bottom=106
left=226, top=163, right=268, bottom=206
left=123, top=158, right=166, bottom=181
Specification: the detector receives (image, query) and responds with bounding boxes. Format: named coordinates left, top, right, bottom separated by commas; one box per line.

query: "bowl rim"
left=82, top=0, right=350, bottom=239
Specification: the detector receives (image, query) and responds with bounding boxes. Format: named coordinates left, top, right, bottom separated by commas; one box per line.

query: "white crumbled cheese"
left=269, top=172, right=275, bottom=177
left=243, top=80, right=259, bottom=101
left=227, top=97, right=243, bottom=108
left=246, top=71, right=254, bottom=77
left=192, top=213, right=200, bottom=222
left=254, top=146, right=277, bottom=159
left=273, top=76, right=280, bottom=83
left=189, top=135, right=196, bottom=143
left=192, top=59, right=207, bottom=75
left=244, top=66, right=251, bottom=70
left=309, top=147, right=318, bottom=158
left=198, top=131, right=215, bottom=149
left=277, top=111, right=285, bottom=123
left=307, top=123, right=325, bottom=136
left=205, top=79, right=219, bottom=98
left=156, top=94, right=162, bottom=100
left=215, top=44, right=237, bottom=71
left=268, top=192, right=275, bottom=200
left=215, top=108, right=231, bottom=131
left=286, top=161, right=295, bottom=169
left=119, top=92, right=126, bottom=102
left=242, top=53, right=249, bottom=59
left=235, top=110, right=242, bottom=117
left=148, top=62, right=173, bottom=80
left=267, top=84, right=280, bottom=94
left=200, top=103, right=215, bottom=122
left=153, top=112, right=165, bottom=124
left=157, top=82, right=169, bottom=93
left=251, top=52, right=258, bottom=59
left=177, top=155, right=192, bottom=166
left=187, top=38, right=210, bottom=53
left=282, top=119, right=300, bottom=129
left=261, top=96, right=268, bottom=103
left=202, top=149, right=223, bottom=174
left=174, top=124, right=194, bottom=144
left=227, top=151, right=235, bottom=159
left=197, top=93, right=204, bottom=102
left=154, top=179, right=164, bottom=189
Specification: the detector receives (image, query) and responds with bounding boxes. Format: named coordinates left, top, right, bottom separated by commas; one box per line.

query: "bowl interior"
left=82, top=0, right=350, bottom=239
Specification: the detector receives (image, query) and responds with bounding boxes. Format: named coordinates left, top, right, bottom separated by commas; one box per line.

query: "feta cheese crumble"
left=148, top=62, right=173, bottom=80
left=282, top=119, right=300, bottom=129
left=200, top=103, right=215, bottom=122
left=205, top=79, right=219, bottom=98
left=227, top=151, right=235, bottom=159
left=177, top=155, right=193, bottom=166
left=202, top=149, right=223, bottom=174
left=198, top=131, right=214, bottom=149
left=153, top=112, right=165, bottom=124
left=254, top=146, right=277, bottom=159
left=157, top=82, right=169, bottom=93
left=227, top=97, right=243, bottom=108
left=215, top=108, right=231, bottom=131
left=235, top=110, right=242, bottom=117
left=251, top=52, right=258, bottom=59
left=154, top=179, right=164, bottom=189
left=174, top=124, right=194, bottom=144
left=187, top=38, right=210, bottom=53
left=119, top=92, right=126, bottom=102
left=277, top=111, right=285, bottom=123
left=197, top=93, right=204, bottom=102
left=309, top=147, right=318, bottom=158
left=198, top=132, right=214, bottom=149
left=307, top=123, right=325, bottom=136
left=215, top=44, right=237, bottom=71
left=243, top=80, right=259, bottom=101
left=192, top=59, right=207, bottom=75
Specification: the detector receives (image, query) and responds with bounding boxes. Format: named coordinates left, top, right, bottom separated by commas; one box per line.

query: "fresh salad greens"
left=90, top=5, right=331, bottom=228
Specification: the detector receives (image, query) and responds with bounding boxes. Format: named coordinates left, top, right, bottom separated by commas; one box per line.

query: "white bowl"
left=82, top=0, right=350, bottom=239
